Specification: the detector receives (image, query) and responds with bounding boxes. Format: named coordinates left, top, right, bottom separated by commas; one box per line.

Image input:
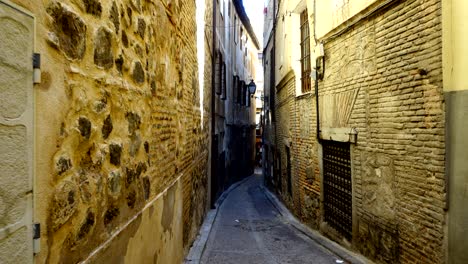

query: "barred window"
left=215, top=51, right=222, bottom=95
left=300, top=10, right=311, bottom=93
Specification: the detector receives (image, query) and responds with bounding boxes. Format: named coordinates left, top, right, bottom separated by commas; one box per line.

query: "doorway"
left=322, top=140, right=352, bottom=241
left=0, top=1, right=35, bottom=262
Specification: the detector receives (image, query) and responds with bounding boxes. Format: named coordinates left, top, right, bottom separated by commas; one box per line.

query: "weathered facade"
left=211, top=0, right=260, bottom=202
left=263, top=0, right=462, bottom=263
left=0, top=0, right=212, bottom=263
left=443, top=0, right=468, bottom=263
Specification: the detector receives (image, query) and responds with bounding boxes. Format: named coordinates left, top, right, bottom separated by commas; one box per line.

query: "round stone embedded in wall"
left=115, top=54, right=124, bottom=73
left=78, top=117, right=92, bottom=139
left=110, top=2, right=120, bottom=33
left=94, top=27, right=114, bottom=69
left=109, top=143, right=122, bottom=166
left=46, top=1, right=87, bottom=60
left=107, top=170, right=122, bottom=196
left=137, top=18, right=146, bottom=39
left=50, top=181, right=79, bottom=230
left=102, top=115, right=113, bottom=139
left=82, top=0, right=102, bottom=17
left=56, top=156, right=72, bottom=175
left=121, top=31, right=129, bottom=47
left=132, top=61, right=145, bottom=84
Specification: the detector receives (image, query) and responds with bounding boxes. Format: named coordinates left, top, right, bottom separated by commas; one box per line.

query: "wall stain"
left=161, top=183, right=176, bottom=232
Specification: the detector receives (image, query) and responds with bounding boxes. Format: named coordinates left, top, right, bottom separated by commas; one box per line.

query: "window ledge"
left=295, top=91, right=314, bottom=99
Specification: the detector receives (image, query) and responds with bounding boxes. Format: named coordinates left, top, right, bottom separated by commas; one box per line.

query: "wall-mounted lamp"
left=247, top=79, right=257, bottom=95
left=314, top=43, right=325, bottom=81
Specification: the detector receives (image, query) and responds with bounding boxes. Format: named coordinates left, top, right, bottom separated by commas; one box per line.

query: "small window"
left=215, top=51, right=222, bottom=95
left=233, top=75, right=240, bottom=104
left=300, top=10, right=311, bottom=93
left=220, top=0, right=224, bottom=17
left=221, top=63, right=226, bottom=100
left=234, top=17, right=238, bottom=44
left=240, top=80, right=246, bottom=105
left=240, top=28, right=244, bottom=50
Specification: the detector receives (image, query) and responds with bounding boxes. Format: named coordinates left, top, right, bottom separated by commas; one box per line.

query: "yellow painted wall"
left=443, top=0, right=468, bottom=91
left=315, top=0, right=379, bottom=39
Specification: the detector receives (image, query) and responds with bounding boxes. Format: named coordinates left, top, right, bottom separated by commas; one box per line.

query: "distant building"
left=211, top=0, right=261, bottom=202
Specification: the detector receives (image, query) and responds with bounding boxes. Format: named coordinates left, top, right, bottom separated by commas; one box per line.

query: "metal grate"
left=323, top=140, right=352, bottom=241
left=300, top=9, right=311, bottom=93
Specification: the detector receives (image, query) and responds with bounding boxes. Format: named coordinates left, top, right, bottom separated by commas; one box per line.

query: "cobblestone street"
left=200, top=172, right=360, bottom=264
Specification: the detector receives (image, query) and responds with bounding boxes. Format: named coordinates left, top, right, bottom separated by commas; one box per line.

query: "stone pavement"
left=186, top=170, right=366, bottom=264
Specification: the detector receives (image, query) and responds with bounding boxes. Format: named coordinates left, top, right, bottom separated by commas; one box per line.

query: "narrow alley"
left=1, top=0, right=468, bottom=263
left=193, top=170, right=362, bottom=264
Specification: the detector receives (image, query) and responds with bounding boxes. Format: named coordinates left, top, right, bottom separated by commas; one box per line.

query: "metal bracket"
left=33, top=223, right=40, bottom=254
left=33, top=53, right=41, bottom=84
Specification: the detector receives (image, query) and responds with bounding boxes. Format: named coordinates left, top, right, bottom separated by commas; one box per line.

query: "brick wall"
left=274, top=72, right=299, bottom=212
left=271, top=0, right=446, bottom=263
left=321, top=0, right=444, bottom=262
left=293, top=94, right=321, bottom=229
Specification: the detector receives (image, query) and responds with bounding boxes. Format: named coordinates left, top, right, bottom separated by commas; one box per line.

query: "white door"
left=0, top=1, right=34, bottom=263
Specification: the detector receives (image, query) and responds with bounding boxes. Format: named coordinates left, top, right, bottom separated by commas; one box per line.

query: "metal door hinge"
left=33, top=53, right=41, bottom=84
left=33, top=223, right=40, bottom=254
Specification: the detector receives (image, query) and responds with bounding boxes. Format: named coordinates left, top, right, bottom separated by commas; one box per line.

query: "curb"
left=260, top=185, right=370, bottom=264
left=184, top=175, right=254, bottom=264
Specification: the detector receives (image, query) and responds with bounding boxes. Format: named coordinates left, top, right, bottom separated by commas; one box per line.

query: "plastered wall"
left=443, top=0, right=468, bottom=263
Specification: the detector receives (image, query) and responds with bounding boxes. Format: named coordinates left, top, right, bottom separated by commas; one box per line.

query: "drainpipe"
left=210, top=0, right=217, bottom=208
left=313, top=0, right=322, bottom=143
left=314, top=68, right=321, bottom=142
left=272, top=0, right=279, bottom=187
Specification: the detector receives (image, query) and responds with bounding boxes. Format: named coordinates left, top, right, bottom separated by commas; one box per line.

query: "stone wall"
left=270, top=0, right=446, bottom=263
left=6, top=0, right=211, bottom=262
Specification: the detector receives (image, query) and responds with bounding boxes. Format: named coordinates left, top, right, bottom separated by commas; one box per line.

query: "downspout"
left=313, top=0, right=322, bottom=143
left=314, top=67, right=322, bottom=142
left=210, top=0, right=217, bottom=208
left=272, top=0, right=279, bottom=187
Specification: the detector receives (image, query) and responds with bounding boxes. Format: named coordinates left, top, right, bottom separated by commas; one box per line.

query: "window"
left=234, top=16, right=237, bottom=44
left=221, top=63, right=226, bottom=100
left=300, top=10, right=311, bottom=93
left=233, top=75, right=240, bottom=104
left=215, top=51, right=222, bottom=95
left=240, top=28, right=244, bottom=50
left=221, top=0, right=224, bottom=17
